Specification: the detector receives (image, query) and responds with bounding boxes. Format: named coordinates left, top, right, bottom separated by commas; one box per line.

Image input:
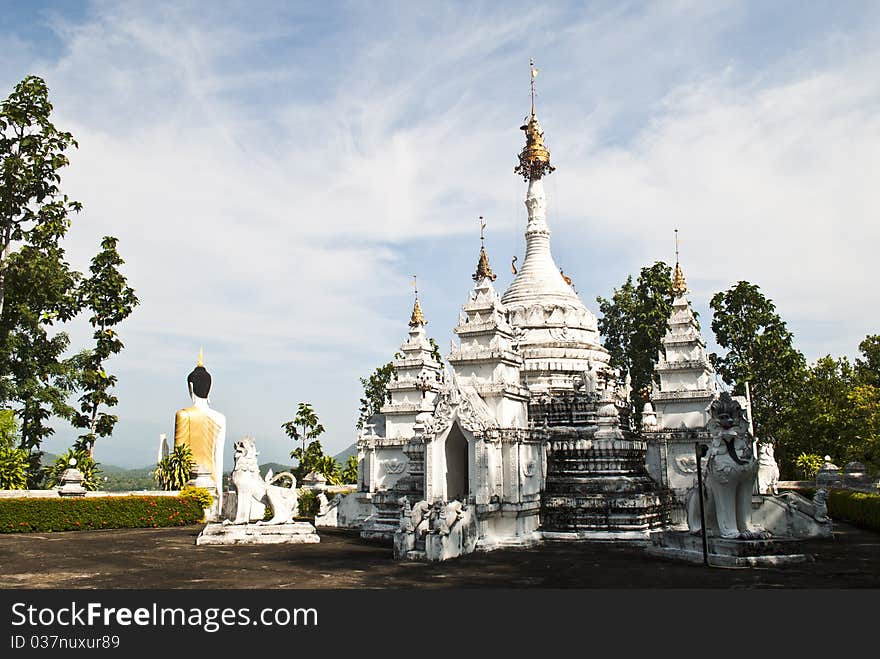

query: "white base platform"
left=195, top=521, right=320, bottom=546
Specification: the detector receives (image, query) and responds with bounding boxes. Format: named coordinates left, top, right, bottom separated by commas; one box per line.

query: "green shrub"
left=0, top=411, right=28, bottom=490
left=340, top=455, right=358, bottom=484
left=179, top=485, right=213, bottom=512
left=0, top=495, right=205, bottom=533
left=0, top=444, right=28, bottom=490
left=297, top=488, right=319, bottom=519
left=154, top=444, right=194, bottom=490
left=795, top=452, right=824, bottom=480
left=826, top=489, right=880, bottom=532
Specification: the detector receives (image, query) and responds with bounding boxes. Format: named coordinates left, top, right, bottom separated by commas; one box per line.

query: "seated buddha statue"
left=174, top=350, right=226, bottom=514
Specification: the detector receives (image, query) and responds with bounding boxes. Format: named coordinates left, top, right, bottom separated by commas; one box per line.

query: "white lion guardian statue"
left=687, top=392, right=769, bottom=540
left=224, top=437, right=298, bottom=526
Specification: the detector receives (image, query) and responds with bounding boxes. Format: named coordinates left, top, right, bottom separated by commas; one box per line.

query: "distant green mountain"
left=333, top=443, right=357, bottom=462
left=33, top=446, right=353, bottom=492
left=258, top=462, right=295, bottom=477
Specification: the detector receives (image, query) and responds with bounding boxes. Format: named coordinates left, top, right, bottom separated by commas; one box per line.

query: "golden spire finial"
left=473, top=216, right=497, bottom=282
left=409, top=275, right=426, bottom=327
left=530, top=57, right=537, bottom=116
left=515, top=57, right=555, bottom=181
left=671, top=229, right=687, bottom=296
left=197, top=347, right=204, bottom=367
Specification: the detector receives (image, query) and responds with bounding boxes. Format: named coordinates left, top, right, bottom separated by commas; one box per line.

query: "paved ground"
left=2, top=520, right=879, bottom=589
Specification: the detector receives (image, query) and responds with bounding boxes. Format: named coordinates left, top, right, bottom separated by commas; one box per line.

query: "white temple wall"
left=479, top=397, right=527, bottom=429
left=656, top=402, right=711, bottom=430
left=361, top=445, right=408, bottom=492
left=384, top=407, right=433, bottom=440
left=660, top=371, right=710, bottom=391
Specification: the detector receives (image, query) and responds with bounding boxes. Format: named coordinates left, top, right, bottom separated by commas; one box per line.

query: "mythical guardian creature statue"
left=687, top=392, right=769, bottom=539
left=224, top=437, right=298, bottom=525
left=757, top=441, right=780, bottom=495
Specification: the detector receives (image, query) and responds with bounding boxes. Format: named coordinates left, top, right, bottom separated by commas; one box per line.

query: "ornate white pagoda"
left=359, top=293, right=444, bottom=541
left=345, top=60, right=672, bottom=558
left=643, top=237, right=720, bottom=520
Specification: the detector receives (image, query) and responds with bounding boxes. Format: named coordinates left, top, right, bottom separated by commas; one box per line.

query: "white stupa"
left=500, top=76, right=609, bottom=393
left=649, top=237, right=718, bottom=430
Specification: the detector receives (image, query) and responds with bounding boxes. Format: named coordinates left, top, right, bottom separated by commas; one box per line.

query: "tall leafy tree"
left=597, top=261, right=674, bottom=423
left=0, top=75, right=81, bottom=317
left=0, top=75, right=83, bottom=485
left=0, top=243, right=81, bottom=483
left=283, top=402, right=326, bottom=462
left=72, top=236, right=139, bottom=455
left=855, top=334, right=880, bottom=387
left=709, top=281, right=806, bottom=470
left=785, top=355, right=854, bottom=476
left=356, top=360, right=396, bottom=430
left=288, top=438, right=342, bottom=484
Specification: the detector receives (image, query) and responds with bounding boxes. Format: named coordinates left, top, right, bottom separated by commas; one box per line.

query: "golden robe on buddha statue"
left=173, top=350, right=226, bottom=514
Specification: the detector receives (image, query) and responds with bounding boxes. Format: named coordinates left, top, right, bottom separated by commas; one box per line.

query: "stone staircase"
left=540, top=435, right=673, bottom=539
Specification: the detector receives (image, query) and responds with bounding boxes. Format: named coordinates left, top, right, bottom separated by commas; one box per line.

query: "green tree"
left=786, top=355, right=854, bottom=476
left=71, top=236, right=139, bottom=455
left=848, top=383, right=880, bottom=471
left=44, top=447, right=103, bottom=491
left=289, top=439, right=340, bottom=484
left=709, top=281, right=806, bottom=470
left=357, top=360, right=396, bottom=430
left=781, top=336, right=880, bottom=478
left=340, top=454, right=358, bottom=484
left=154, top=443, right=195, bottom=491
left=855, top=334, right=880, bottom=387
left=283, top=402, right=326, bottom=461
left=794, top=453, right=823, bottom=480
left=597, top=261, right=674, bottom=423
left=0, top=75, right=81, bottom=317
left=0, top=75, right=84, bottom=486
left=0, top=409, right=27, bottom=489
left=0, top=243, right=81, bottom=484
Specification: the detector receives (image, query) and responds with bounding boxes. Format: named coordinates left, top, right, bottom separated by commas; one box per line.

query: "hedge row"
left=799, top=488, right=880, bottom=532
left=0, top=495, right=205, bottom=533
left=826, top=489, right=880, bottom=532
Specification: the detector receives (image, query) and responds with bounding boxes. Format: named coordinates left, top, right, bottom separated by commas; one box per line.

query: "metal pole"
left=695, top=442, right=709, bottom=567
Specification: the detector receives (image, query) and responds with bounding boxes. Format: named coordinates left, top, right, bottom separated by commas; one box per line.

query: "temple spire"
left=515, top=58, right=555, bottom=181
left=473, top=216, right=497, bottom=282
left=409, top=275, right=426, bottom=327
left=671, top=229, right=687, bottom=296
left=530, top=57, right=537, bottom=116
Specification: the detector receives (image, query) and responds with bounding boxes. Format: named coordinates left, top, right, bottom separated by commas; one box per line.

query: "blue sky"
left=2, top=1, right=879, bottom=468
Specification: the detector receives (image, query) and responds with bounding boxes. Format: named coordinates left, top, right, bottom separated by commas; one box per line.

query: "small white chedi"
left=642, top=239, right=723, bottom=520
left=196, top=437, right=319, bottom=546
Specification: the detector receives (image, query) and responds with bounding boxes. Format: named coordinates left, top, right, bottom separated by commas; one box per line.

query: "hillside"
left=333, top=443, right=357, bottom=462
left=33, top=445, right=355, bottom=492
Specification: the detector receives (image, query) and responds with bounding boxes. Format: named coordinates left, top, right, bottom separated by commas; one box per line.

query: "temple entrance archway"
left=445, top=423, right=469, bottom=501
